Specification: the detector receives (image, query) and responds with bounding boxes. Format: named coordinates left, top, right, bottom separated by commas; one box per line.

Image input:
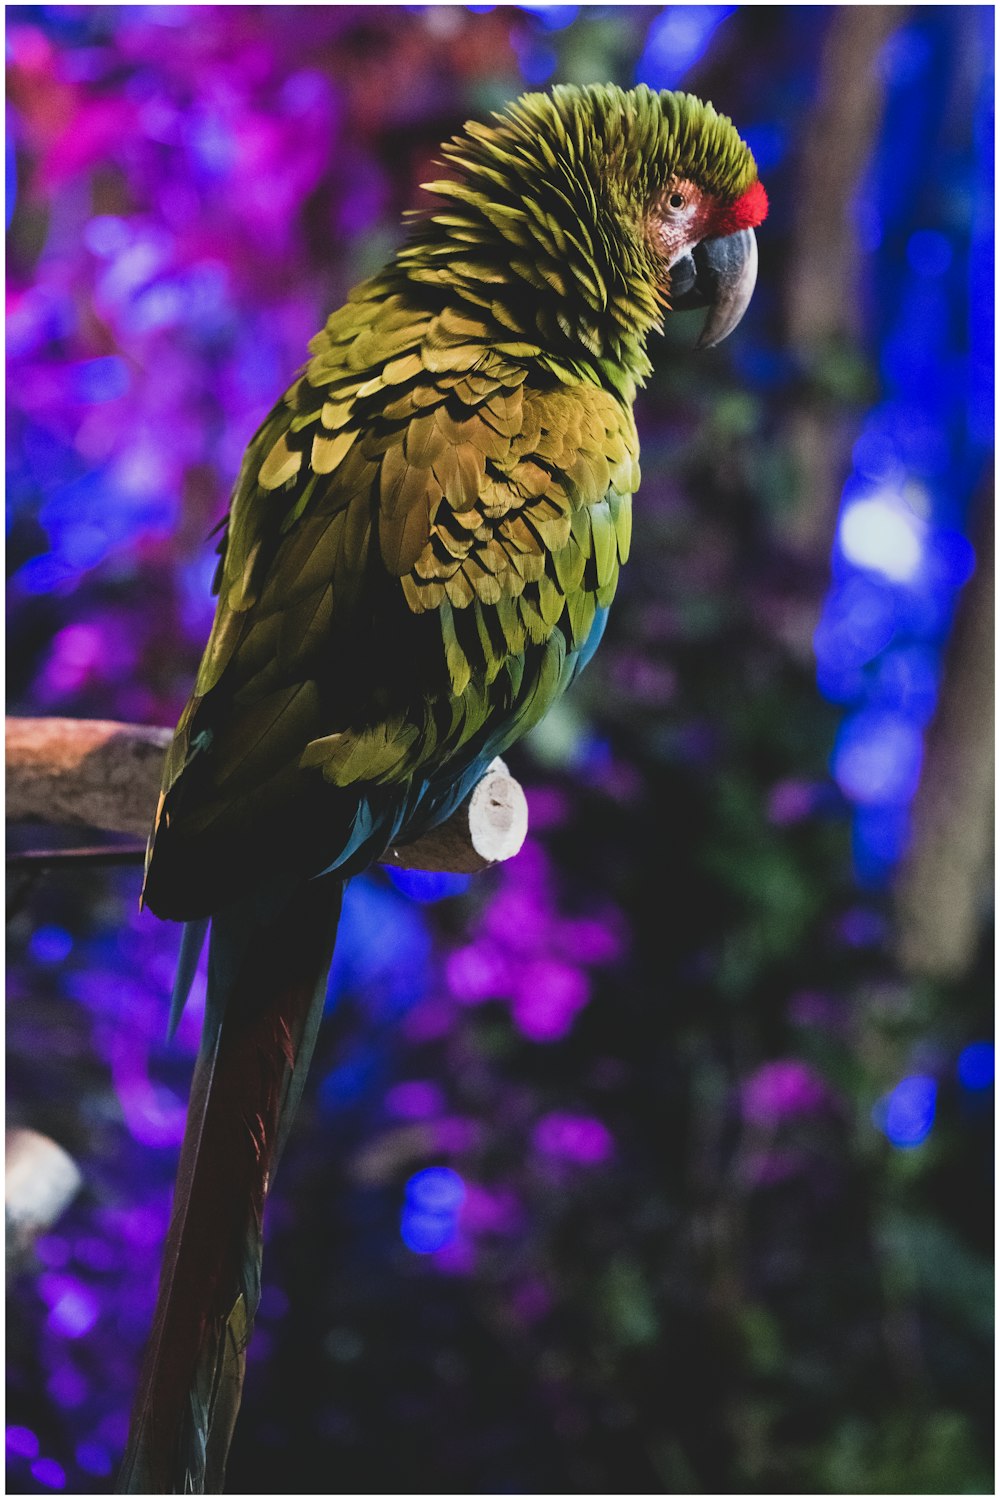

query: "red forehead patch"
left=711, top=178, right=769, bottom=237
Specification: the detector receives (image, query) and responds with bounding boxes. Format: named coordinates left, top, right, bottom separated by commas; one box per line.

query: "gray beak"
left=668, top=227, right=758, bottom=349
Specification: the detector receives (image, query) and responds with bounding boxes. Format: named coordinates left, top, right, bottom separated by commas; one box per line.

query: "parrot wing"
left=145, top=280, right=638, bottom=913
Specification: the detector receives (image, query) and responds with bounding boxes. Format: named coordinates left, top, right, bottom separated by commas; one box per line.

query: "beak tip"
left=692, top=227, right=758, bottom=351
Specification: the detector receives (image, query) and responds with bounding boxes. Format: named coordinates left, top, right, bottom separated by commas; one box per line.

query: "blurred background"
left=5, top=5, right=994, bottom=1494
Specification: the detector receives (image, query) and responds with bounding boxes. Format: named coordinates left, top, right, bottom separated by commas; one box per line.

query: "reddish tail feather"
left=117, top=877, right=343, bottom=1493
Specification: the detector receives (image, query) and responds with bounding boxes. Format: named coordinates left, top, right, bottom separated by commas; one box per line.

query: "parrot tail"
left=117, top=875, right=343, bottom=1494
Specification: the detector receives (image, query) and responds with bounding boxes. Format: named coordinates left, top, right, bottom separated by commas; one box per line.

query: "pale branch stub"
left=6, top=1128, right=83, bottom=1267
left=5, top=717, right=528, bottom=874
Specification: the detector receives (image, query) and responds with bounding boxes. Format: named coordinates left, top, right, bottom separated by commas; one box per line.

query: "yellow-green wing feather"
left=148, top=278, right=639, bottom=878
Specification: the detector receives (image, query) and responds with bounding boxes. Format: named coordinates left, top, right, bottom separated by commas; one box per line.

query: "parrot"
left=118, top=82, right=767, bottom=1493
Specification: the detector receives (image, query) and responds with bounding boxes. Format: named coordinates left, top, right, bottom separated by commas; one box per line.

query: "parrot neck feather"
left=388, top=84, right=760, bottom=386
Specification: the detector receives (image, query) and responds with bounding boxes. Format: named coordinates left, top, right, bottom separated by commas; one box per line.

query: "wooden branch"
left=786, top=5, right=902, bottom=351
left=5, top=717, right=527, bottom=874
left=6, top=718, right=171, bottom=840
left=783, top=4, right=903, bottom=564
left=894, top=484, right=994, bottom=978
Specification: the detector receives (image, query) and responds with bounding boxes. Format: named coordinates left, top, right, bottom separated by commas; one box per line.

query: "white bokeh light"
left=838, top=492, right=926, bottom=582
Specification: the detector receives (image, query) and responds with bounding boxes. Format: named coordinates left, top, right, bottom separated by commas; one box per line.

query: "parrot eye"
left=668, top=192, right=686, bottom=209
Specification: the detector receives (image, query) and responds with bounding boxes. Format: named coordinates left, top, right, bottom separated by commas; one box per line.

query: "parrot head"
left=638, top=117, right=768, bottom=352
left=645, top=165, right=768, bottom=348
left=417, top=83, right=768, bottom=367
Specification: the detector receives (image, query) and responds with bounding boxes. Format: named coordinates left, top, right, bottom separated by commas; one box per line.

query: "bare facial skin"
left=646, top=176, right=719, bottom=269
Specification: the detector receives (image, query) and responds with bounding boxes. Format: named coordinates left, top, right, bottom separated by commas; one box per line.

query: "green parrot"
left=119, top=83, right=767, bottom=1492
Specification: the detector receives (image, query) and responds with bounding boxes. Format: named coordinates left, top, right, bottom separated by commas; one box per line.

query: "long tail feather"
left=167, top=919, right=210, bottom=1042
left=117, top=876, right=343, bottom=1494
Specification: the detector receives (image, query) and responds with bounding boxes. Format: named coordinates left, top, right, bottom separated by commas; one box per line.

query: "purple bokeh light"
left=533, top=1112, right=614, bottom=1165
left=742, top=1060, right=835, bottom=1127
left=7, top=1425, right=41, bottom=1461
left=31, top=1457, right=67, bottom=1490
left=385, top=1080, right=448, bottom=1120
left=512, top=958, right=590, bottom=1043
left=39, top=1274, right=100, bottom=1339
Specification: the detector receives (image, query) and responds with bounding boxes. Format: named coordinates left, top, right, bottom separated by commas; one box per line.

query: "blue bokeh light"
left=318, top=1047, right=382, bottom=1113
left=29, top=925, right=74, bottom=964
left=72, top=355, right=130, bottom=404
left=636, top=6, right=735, bottom=90
left=400, top=1208, right=457, bottom=1254
left=515, top=39, right=554, bottom=84
left=518, top=3, right=578, bottom=30
left=957, top=1042, right=994, bottom=1093
left=407, top=1166, right=466, bottom=1213
left=6, top=106, right=17, bottom=229
left=874, top=1074, right=937, bottom=1148
left=852, top=427, right=903, bottom=485
left=832, top=709, right=924, bottom=807
left=740, top=121, right=787, bottom=173
left=851, top=803, right=911, bottom=884
left=968, top=43, right=994, bottom=447
left=907, top=229, right=953, bottom=279
left=513, top=40, right=558, bottom=85
left=401, top=1167, right=466, bottom=1254
left=814, top=575, right=898, bottom=683
left=16, top=554, right=79, bottom=596
left=327, top=875, right=432, bottom=1016
left=75, top=1441, right=114, bottom=1478
left=385, top=868, right=472, bottom=904
left=924, top=528, right=977, bottom=592
left=868, top=645, right=939, bottom=723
